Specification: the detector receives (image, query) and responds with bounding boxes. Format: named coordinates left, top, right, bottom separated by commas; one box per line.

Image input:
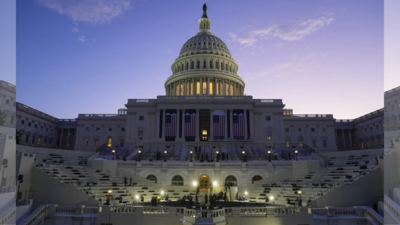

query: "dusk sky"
left=16, top=0, right=383, bottom=119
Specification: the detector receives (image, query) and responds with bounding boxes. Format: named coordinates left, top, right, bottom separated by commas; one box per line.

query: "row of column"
left=156, top=109, right=252, bottom=141
left=166, top=78, right=244, bottom=96
left=335, top=129, right=354, bottom=150
left=59, top=128, right=75, bottom=149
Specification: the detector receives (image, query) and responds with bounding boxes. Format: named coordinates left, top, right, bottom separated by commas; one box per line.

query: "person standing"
left=274, top=152, right=278, bottom=160
left=205, top=194, right=208, bottom=204
left=288, top=152, right=291, bottom=160
left=124, top=176, right=128, bottom=186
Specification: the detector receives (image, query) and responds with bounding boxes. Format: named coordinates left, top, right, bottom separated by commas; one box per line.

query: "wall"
left=0, top=126, right=16, bottom=188
left=311, top=168, right=383, bottom=208
left=17, top=152, right=35, bottom=200
left=16, top=145, right=93, bottom=158
left=30, top=167, right=98, bottom=210
left=292, top=161, right=320, bottom=176
left=92, top=160, right=118, bottom=175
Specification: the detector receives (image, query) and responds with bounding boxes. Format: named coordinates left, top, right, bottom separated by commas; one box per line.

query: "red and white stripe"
left=184, top=113, right=196, bottom=137
left=233, top=113, right=245, bottom=137
left=165, top=113, right=177, bottom=137
left=213, top=115, right=225, bottom=137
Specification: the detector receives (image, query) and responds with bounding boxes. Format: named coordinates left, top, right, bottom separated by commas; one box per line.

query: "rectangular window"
left=216, top=82, right=220, bottom=95
left=322, top=139, right=327, bottom=147
left=120, top=139, right=124, bottom=147
left=366, top=140, right=370, bottom=148
left=96, top=127, right=100, bottom=132
left=121, top=127, right=125, bottom=131
left=388, top=120, right=391, bottom=128
left=311, top=128, right=315, bottom=132
left=312, top=139, right=316, bottom=148
left=395, top=119, right=398, bottom=127
left=285, top=128, right=289, bottom=132
left=210, top=82, right=213, bottom=95
left=372, top=139, right=376, bottom=146
left=32, top=136, right=35, bottom=145
left=38, top=138, right=41, bottom=145
left=95, top=139, right=99, bottom=147
left=266, top=116, right=271, bottom=121
left=85, top=127, right=89, bottom=131
left=180, top=84, right=184, bottom=95
left=190, top=82, right=193, bottom=95
left=138, top=130, right=144, bottom=140
left=139, top=116, right=144, bottom=121
left=21, top=120, right=24, bottom=124
left=34, top=124, right=37, bottom=128
left=285, top=141, right=290, bottom=147
left=379, top=138, right=382, bottom=145
left=361, top=141, right=364, bottom=149
left=196, top=81, right=200, bottom=94
left=6, top=100, right=9, bottom=104
left=25, top=135, right=29, bottom=143
left=321, top=128, right=326, bottom=132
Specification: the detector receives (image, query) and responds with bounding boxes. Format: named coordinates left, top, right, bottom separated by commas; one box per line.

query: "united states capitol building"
left=1, top=5, right=395, bottom=225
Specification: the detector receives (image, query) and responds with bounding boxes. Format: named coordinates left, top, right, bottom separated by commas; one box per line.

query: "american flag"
left=165, top=113, right=177, bottom=137
left=213, top=115, right=225, bottom=137
left=233, top=113, right=244, bottom=137
left=184, top=113, right=196, bottom=137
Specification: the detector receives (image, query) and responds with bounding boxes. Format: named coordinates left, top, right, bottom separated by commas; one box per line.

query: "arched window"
left=226, top=64, right=228, bottom=71
left=216, top=61, right=219, bottom=69
left=252, top=175, right=263, bottom=184
left=191, top=61, right=194, bottom=69
left=84, top=139, right=89, bottom=147
left=225, top=175, right=237, bottom=186
left=203, top=60, right=207, bottom=68
left=172, top=175, right=184, bottom=186
left=221, top=63, right=224, bottom=70
left=197, top=61, right=200, bottom=69
left=146, top=175, right=157, bottom=183
left=186, top=62, right=188, bottom=70
left=107, top=137, right=112, bottom=147
left=230, top=65, right=232, bottom=72
left=210, top=60, right=213, bottom=69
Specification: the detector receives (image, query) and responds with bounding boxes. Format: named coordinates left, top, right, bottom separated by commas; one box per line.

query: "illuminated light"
left=213, top=181, right=217, bottom=186
left=108, top=189, right=112, bottom=194
left=244, top=191, right=248, bottom=195
left=112, top=150, right=115, bottom=153
left=268, top=151, right=271, bottom=154
left=270, top=196, right=274, bottom=200
left=193, top=181, right=197, bottom=186
left=135, top=195, right=139, bottom=199
left=161, top=191, right=164, bottom=195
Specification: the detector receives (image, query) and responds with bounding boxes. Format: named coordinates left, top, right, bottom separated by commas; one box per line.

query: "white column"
left=196, top=109, right=200, bottom=142
left=210, top=110, right=213, bottom=141
left=249, top=110, right=254, bottom=140
left=230, top=109, right=233, bottom=140
left=348, top=129, right=353, bottom=149
left=192, top=78, right=195, bottom=96
left=244, top=110, right=248, bottom=140
left=222, top=79, right=225, bottom=96
left=214, top=78, right=217, bottom=96
left=207, top=77, right=210, bottom=95
left=59, top=129, right=64, bottom=148
left=182, top=109, right=186, bottom=140
left=185, top=79, right=188, bottom=95
left=161, top=110, right=165, bottom=140
left=156, top=110, right=160, bottom=140
left=178, top=81, right=181, bottom=96
left=200, top=77, right=203, bottom=95
left=334, top=129, right=339, bottom=149
left=224, top=110, right=228, bottom=140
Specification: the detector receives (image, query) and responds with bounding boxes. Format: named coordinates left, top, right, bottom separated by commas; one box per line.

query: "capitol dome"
left=165, top=5, right=245, bottom=97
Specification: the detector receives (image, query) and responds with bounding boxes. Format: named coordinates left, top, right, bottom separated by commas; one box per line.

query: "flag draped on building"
left=233, top=113, right=244, bottom=137
left=213, top=114, right=225, bottom=137
left=184, top=113, right=196, bottom=137
left=165, top=113, right=177, bottom=137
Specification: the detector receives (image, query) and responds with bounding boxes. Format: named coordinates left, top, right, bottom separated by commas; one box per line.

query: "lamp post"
left=138, top=150, right=142, bottom=161
left=164, top=150, right=167, bottom=162
left=295, top=150, right=298, bottom=161
left=190, top=150, right=193, bottom=162
left=108, top=189, right=112, bottom=205
left=268, top=150, right=271, bottom=162
left=297, top=190, right=302, bottom=206
left=216, top=151, right=219, bottom=162
left=112, top=150, right=115, bottom=160
left=242, top=151, right=245, bottom=162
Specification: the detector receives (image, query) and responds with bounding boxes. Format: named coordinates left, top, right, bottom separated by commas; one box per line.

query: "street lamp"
left=268, top=150, right=271, bottom=162
left=108, top=189, right=113, bottom=205
left=297, top=190, right=302, bottom=207
left=216, top=151, right=219, bottom=162
left=190, top=150, right=193, bottom=162
left=112, top=149, right=116, bottom=160
left=295, top=150, right=298, bottom=161
left=164, top=150, right=167, bottom=162
left=138, top=150, right=142, bottom=161
left=242, top=151, right=246, bottom=162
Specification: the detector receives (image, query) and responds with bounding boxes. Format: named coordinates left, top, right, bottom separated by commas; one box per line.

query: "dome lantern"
left=197, top=4, right=213, bottom=36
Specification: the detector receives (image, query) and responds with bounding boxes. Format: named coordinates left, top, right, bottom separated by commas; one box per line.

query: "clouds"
left=71, top=27, right=79, bottom=32
left=78, top=35, right=85, bottom=42
left=35, top=0, right=134, bottom=24
left=236, top=15, right=334, bottom=46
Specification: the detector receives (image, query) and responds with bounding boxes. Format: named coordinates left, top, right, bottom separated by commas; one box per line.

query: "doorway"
left=199, top=109, right=210, bottom=141
left=199, top=175, right=210, bottom=191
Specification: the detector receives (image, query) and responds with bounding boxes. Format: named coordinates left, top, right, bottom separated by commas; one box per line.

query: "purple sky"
left=16, top=0, right=383, bottom=119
